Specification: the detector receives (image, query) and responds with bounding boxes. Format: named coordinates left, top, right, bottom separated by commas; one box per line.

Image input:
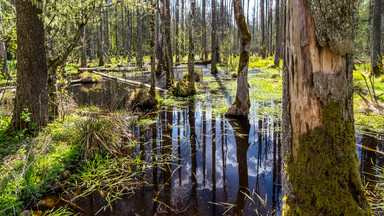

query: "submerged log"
left=90, top=71, right=168, bottom=92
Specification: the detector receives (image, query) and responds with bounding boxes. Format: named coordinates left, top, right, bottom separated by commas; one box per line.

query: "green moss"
left=285, top=102, right=371, bottom=216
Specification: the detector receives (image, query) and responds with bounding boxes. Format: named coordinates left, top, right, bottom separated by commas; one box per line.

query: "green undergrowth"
left=0, top=109, right=137, bottom=215
left=285, top=103, right=371, bottom=215
left=0, top=115, right=81, bottom=215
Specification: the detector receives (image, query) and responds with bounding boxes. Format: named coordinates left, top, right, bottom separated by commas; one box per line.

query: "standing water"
left=66, top=71, right=384, bottom=215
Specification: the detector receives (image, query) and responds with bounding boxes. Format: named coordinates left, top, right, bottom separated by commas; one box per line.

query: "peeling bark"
left=282, top=0, right=371, bottom=214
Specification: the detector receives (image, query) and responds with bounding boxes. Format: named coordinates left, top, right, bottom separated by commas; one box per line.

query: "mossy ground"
left=285, top=103, right=371, bottom=216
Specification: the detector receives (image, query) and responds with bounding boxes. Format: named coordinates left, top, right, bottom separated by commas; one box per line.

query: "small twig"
left=60, top=197, right=85, bottom=212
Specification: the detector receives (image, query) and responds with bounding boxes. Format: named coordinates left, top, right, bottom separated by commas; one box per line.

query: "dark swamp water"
left=64, top=73, right=384, bottom=216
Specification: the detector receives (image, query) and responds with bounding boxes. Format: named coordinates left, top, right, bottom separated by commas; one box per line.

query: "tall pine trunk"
left=137, top=3, right=143, bottom=68
left=211, top=0, right=218, bottom=73
left=282, top=0, right=371, bottom=214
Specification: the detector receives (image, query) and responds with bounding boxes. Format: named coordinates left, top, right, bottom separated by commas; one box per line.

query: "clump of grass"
left=74, top=115, right=129, bottom=159
left=79, top=72, right=102, bottom=83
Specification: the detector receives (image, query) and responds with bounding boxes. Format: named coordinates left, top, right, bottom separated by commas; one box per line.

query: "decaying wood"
left=77, top=67, right=140, bottom=73
left=90, top=71, right=167, bottom=92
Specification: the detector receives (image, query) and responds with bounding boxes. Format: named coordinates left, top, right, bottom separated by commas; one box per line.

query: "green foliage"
left=0, top=115, right=81, bottom=215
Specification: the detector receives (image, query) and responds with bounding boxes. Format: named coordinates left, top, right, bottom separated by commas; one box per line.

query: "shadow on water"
left=67, top=79, right=384, bottom=215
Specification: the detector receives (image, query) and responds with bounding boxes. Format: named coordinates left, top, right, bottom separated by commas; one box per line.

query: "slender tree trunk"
left=11, top=0, right=48, bottom=131
left=202, top=0, right=207, bottom=60
left=181, top=0, right=185, bottom=57
left=156, top=7, right=164, bottom=73
left=0, top=1, right=8, bottom=79
left=175, top=0, right=179, bottom=64
left=81, top=12, right=87, bottom=67
left=371, top=0, right=382, bottom=75
left=226, top=0, right=251, bottom=116
left=90, top=17, right=95, bottom=60
left=161, top=0, right=173, bottom=87
left=149, top=0, right=157, bottom=98
left=273, top=0, right=282, bottom=67
left=188, top=0, right=196, bottom=94
left=260, top=0, right=266, bottom=58
left=282, top=0, right=371, bottom=214
left=115, top=4, right=119, bottom=57
left=211, top=0, right=218, bottom=73
left=122, top=4, right=127, bottom=58
left=137, top=3, right=143, bottom=68
left=98, top=1, right=104, bottom=66
left=104, top=0, right=109, bottom=54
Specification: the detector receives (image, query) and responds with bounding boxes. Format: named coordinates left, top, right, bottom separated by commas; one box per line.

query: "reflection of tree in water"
left=228, top=118, right=251, bottom=216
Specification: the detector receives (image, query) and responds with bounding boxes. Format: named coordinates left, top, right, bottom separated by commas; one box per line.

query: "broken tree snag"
left=225, top=0, right=251, bottom=117
left=282, top=0, right=371, bottom=215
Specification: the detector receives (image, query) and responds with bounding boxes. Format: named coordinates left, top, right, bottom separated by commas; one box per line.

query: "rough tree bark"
left=188, top=0, right=196, bottom=94
left=260, top=0, right=266, bottom=58
left=104, top=0, right=109, bottom=54
left=273, top=0, right=281, bottom=67
left=11, top=0, right=48, bottom=131
left=226, top=0, right=251, bottom=116
left=282, top=0, right=371, bottom=214
left=122, top=4, right=126, bottom=58
left=371, top=0, right=382, bottom=75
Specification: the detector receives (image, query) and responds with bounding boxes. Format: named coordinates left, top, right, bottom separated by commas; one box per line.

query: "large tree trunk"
left=202, top=0, right=207, bottom=60
left=371, top=0, right=382, bottom=75
left=273, top=0, right=282, bottom=67
left=11, top=0, right=48, bottom=131
left=0, top=1, right=9, bottom=79
left=260, top=0, right=266, bottom=58
left=188, top=0, right=196, bottom=94
left=282, top=0, right=371, bottom=214
left=226, top=0, right=251, bottom=116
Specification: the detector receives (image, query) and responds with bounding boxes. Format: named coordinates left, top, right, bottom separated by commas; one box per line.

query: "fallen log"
left=91, top=71, right=168, bottom=92
left=77, top=67, right=140, bottom=73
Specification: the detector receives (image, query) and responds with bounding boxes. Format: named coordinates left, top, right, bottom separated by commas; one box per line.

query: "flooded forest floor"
left=1, top=56, right=384, bottom=215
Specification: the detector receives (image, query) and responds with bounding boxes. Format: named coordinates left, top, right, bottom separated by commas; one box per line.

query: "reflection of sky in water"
left=140, top=99, right=282, bottom=215
left=69, top=79, right=384, bottom=215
